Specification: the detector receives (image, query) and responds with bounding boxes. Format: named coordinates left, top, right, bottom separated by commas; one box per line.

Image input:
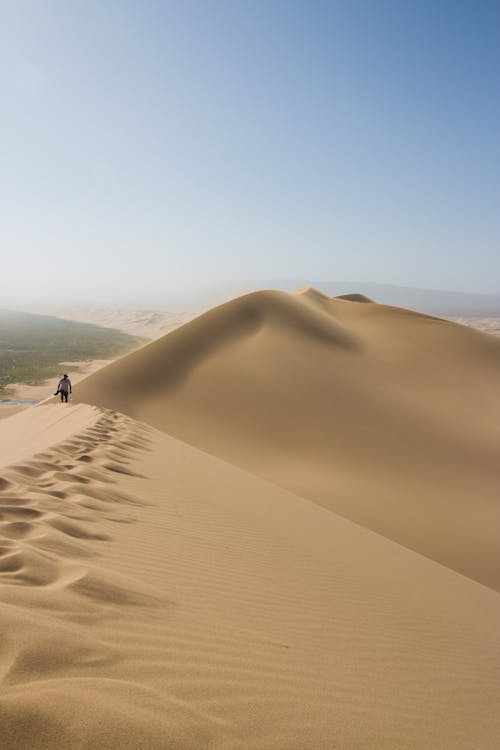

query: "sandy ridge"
left=1, top=286, right=499, bottom=748
left=0, top=404, right=101, bottom=469
left=75, top=289, right=500, bottom=591
left=0, top=405, right=499, bottom=748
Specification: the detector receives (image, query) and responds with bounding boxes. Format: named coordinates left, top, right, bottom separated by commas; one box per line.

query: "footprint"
left=34, top=531, right=97, bottom=560
left=29, top=461, right=59, bottom=472
left=104, top=464, right=145, bottom=478
left=9, top=465, right=47, bottom=479
left=0, top=497, right=29, bottom=506
left=0, top=552, right=24, bottom=573
left=0, top=521, right=38, bottom=539
left=78, top=468, right=115, bottom=484
left=53, top=472, right=90, bottom=485
left=0, top=507, right=44, bottom=521
left=0, top=548, right=85, bottom=587
left=47, top=517, right=111, bottom=541
left=0, top=541, right=16, bottom=557
left=70, top=571, right=154, bottom=606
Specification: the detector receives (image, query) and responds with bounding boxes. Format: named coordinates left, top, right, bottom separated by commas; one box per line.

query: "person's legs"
left=61, top=391, right=68, bottom=402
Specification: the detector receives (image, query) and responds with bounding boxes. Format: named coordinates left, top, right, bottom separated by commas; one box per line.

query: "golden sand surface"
left=77, top=288, right=500, bottom=591
left=1, top=289, right=499, bottom=748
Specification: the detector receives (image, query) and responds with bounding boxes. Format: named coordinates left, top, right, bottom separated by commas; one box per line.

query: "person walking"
left=54, top=374, right=72, bottom=402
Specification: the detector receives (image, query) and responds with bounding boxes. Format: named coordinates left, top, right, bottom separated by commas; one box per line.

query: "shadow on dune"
left=74, top=288, right=500, bottom=591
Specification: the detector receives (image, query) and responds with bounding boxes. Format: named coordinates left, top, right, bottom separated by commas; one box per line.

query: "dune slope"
left=0, top=405, right=499, bottom=749
left=75, top=289, right=500, bottom=591
left=0, top=404, right=100, bottom=468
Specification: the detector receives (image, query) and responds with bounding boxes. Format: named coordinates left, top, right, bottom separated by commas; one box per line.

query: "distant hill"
left=0, top=310, right=145, bottom=392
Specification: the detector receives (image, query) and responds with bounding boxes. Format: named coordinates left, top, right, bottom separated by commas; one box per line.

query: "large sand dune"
left=1, top=289, right=499, bottom=747
left=0, top=404, right=499, bottom=748
left=76, top=288, right=500, bottom=591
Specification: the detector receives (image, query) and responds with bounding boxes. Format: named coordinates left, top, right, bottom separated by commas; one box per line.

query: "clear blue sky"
left=1, top=0, right=499, bottom=305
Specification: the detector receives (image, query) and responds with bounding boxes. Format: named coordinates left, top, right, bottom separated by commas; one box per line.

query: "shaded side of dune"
left=75, top=289, right=500, bottom=590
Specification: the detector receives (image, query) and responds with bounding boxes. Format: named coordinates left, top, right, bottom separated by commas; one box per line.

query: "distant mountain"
left=183, top=280, right=500, bottom=316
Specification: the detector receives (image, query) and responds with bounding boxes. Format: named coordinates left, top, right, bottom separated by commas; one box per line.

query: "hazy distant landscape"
left=40, top=307, right=196, bottom=340
left=167, top=280, right=500, bottom=317
left=1, top=297, right=497, bottom=412
left=37, top=282, right=500, bottom=343
left=0, top=310, right=144, bottom=393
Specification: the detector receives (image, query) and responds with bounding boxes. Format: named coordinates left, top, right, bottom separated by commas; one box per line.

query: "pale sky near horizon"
left=1, top=0, right=499, bottom=306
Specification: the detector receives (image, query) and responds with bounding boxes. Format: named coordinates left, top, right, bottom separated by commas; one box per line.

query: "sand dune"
left=0, top=404, right=499, bottom=748
left=1, top=289, right=499, bottom=747
left=75, top=288, right=500, bottom=591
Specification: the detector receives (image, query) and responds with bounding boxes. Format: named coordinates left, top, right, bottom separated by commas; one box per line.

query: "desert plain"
left=0, top=288, right=499, bottom=749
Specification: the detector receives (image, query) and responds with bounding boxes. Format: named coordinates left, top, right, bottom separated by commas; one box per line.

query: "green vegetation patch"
left=0, top=310, right=145, bottom=392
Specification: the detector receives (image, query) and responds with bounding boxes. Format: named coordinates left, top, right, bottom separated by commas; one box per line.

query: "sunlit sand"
left=0, top=290, right=499, bottom=749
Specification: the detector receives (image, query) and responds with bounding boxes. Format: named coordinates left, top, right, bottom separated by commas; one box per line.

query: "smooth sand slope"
left=0, top=404, right=499, bottom=749
left=75, top=288, right=500, bottom=591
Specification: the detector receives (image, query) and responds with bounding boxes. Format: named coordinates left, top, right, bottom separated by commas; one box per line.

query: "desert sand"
left=76, top=288, right=500, bottom=590
left=1, top=289, right=499, bottom=749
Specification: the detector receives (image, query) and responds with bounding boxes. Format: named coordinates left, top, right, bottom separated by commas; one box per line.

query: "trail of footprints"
left=0, top=409, right=153, bottom=598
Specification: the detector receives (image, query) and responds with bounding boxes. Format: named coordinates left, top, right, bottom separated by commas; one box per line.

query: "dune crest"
left=294, top=286, right=374, bottom=304
left=293, top=284, right=331, bottom=299
left=0, top=404, right=100, bottom=469
left=1, top=405, right=499, bottom=748
left=75, top=289, right=500, bottom=591
left=335, top=292, right=374, bottom=302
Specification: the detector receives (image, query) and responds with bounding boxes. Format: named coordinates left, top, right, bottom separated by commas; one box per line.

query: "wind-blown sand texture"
left=1, top=289, right=499, bottom=748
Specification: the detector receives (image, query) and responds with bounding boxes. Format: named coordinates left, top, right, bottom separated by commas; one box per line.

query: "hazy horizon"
left=7, top=277, right=500, bottom=311
left=1, top=1, right=499, bottom=307
left=8, top=277, right=499, bottom=319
